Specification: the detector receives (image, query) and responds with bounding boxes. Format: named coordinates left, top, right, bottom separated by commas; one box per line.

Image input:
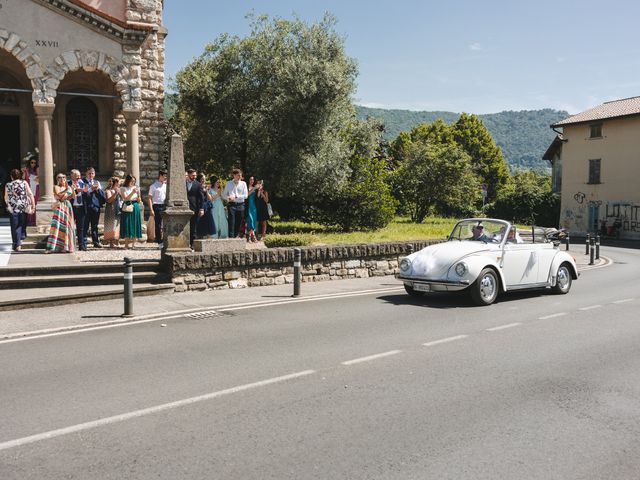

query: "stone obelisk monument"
left=161, top=134, right=194, bottom=253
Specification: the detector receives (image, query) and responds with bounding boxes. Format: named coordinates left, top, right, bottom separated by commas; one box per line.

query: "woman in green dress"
left=246, top=176, right=257, bottom=242
left=119, top=175, right=142, bottom=249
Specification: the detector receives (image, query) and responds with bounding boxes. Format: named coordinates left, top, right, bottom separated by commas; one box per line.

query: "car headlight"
left=399, top=257, right=412, bottom=273
left=454, top=262, right=468, bottom=276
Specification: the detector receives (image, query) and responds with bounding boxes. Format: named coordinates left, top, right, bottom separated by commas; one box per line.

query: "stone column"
left=123, top=108, right=141, bottom=183
left=162, top=134, right=194, bottom=253
left=34, top=103, right=55, bottom=227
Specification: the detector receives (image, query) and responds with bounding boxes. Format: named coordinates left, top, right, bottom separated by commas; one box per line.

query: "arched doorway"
left=0, top=50, right=35, bottom=215
left=54, top=70, right=117, bottom=175
left=66, top=97, right=99, bottom=173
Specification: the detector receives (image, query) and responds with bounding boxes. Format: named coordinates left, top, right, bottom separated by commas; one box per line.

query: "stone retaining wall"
left=162, top=240, right=441, bottom=292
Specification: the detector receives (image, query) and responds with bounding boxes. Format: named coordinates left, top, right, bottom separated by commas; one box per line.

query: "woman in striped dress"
left=46, top=173, right=76, bottom=253
left=103, top=176, right=122, bottom=248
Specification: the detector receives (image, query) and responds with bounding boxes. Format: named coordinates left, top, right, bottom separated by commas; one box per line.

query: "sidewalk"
left=0, top=246, right=608, bottom=339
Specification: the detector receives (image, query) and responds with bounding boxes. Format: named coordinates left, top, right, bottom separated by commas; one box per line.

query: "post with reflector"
left=293, top=248, right=302, bottom=297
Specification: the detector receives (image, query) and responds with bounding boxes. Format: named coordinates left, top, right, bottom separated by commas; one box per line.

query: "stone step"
left=0, top=271, right=167, bottom=289
left=0, top=260, right=162, bottom=278
left=0, top=283, right=175, bottom=312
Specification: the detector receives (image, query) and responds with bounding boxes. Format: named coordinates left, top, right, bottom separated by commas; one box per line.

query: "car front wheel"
left=551, top=263, right=572, bottom=294
left=470, top=268, right=499, bottom=306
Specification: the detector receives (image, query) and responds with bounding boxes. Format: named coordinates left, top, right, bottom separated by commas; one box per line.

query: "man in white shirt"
left=147, top=170, right=167, bottom=245
left=222, top=168, right=248, bottom=238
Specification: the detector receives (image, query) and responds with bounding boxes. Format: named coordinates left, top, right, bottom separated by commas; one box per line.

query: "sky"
left=164, top=0, right=640, bottom=115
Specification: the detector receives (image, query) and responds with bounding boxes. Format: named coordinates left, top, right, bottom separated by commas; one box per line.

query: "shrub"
left=488, top=170, right=560, bottom=226
left=263, top=233, right=318, bottom=248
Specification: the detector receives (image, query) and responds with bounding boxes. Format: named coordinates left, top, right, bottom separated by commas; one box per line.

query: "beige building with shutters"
left=0, top=0, right=166, bottom=224
left=545, top=96, right=640, bottom=240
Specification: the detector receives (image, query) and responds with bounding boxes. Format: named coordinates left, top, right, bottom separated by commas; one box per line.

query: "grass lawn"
left=265, top=217, right=456, bottom=247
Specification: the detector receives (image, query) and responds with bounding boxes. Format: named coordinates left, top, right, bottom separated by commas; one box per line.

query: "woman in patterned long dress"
left=21, top=156, right=39, bottom=226
left=103, top=176, right=121, bottom=248
left=46, top=173, right=76, bottom=253
left=119, top=175, right=142, bottom=249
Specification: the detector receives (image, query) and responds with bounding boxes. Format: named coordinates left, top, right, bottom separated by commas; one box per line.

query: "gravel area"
left=75, top=242, right=161, bottom=263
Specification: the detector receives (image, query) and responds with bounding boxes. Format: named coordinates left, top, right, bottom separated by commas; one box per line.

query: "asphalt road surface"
left=1, top=246, right=639, bottom=479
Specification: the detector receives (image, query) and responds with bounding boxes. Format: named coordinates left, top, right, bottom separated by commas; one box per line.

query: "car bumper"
left=397, top=275, right=470, bottom=292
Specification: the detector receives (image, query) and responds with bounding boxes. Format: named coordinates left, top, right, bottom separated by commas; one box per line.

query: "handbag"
left=122, top=203, right=134, bottom=213
left=267, top=203, right=273, bottom=217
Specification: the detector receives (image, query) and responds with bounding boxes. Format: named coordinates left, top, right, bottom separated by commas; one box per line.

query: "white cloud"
left=468, top=43, right=482, bottom=51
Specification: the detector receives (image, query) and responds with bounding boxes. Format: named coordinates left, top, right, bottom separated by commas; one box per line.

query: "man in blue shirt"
left=82, top=167, right=105, bottom=248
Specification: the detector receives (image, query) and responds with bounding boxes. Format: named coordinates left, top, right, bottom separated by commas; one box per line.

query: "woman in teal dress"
left=246, top=177, right=257, bottom=242
left=208, top=176, right=228, bottom=239
left=119, top=175, right=142, bottom=249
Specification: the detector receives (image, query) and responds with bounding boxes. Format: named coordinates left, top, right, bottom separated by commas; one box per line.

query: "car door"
left=534, top=244, right=557, bottom=283
left=501, top=243, right=539, bottom=287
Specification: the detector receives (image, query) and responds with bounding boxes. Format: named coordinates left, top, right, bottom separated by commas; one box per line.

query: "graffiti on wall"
left=602, top=202, right=640, bottom=235
left=561, top=192, right=640, bottom=238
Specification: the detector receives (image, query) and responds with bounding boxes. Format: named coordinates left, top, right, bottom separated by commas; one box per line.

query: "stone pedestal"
left=162, top=209, right=193, bottom=253
left=193, top=238, right=246, bottom=253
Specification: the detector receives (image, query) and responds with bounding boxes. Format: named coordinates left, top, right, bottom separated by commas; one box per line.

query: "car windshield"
left=448, top=219, right=509, bottom=244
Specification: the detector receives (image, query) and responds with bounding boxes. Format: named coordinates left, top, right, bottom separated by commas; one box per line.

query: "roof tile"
left=553, top=96, right=640, bottom=127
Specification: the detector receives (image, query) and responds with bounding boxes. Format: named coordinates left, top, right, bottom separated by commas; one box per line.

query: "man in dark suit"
left=185, top=168, right=205, bottom=247
left=69, top=169, right=88, bottom=251
left=82, top=167, right=106, bottom=248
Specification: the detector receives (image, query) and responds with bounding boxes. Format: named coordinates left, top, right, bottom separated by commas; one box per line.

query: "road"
left=1, top=246, right=639, bottom=479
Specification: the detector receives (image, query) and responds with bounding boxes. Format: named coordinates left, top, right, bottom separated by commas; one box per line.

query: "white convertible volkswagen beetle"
left=397, top=218, right=578, bottom=306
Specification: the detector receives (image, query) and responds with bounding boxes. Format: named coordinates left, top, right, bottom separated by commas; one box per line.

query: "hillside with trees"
left=356, top=106, right=568, bottom=171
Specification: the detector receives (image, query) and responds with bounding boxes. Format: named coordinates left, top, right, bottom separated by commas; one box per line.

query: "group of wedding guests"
left=185, top=168, right=271, bottom=246
left=4, top=161, right=271, bottom=254
left=47, top=169, right=146, bottom=253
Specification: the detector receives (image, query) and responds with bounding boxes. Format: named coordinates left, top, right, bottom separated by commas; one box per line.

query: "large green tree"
left=452, top=113, right=510, bottom=202
left=173, top=13, right=357, bottom=201
left=390, top=142, right=479, bottom=222
left=315, top=118, right=397, bottom=230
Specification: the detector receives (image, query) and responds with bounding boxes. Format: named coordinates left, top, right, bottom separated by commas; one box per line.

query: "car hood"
left=406, top=241, right=497, bottom=278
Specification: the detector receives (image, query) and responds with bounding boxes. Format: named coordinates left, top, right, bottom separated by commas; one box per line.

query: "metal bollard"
left=589, top=236, right=595, bottom=265
left=585, top=233, right=590, bottom=255
left=595, top=234, right=600, bottom=260
left=293, top=248, right=301, bottom=297
left=565, top=233, right=570, bottom=251
left=123, top=257, right=134, bottom=317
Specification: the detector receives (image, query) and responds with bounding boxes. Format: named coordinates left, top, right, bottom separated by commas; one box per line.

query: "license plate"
left=413, top=283, right=431, bottom=292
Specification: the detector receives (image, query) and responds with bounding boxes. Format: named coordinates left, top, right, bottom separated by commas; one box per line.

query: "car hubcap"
left=557, top=267, right=569, bottom=290
left=480, top=274, right=496, bottom=301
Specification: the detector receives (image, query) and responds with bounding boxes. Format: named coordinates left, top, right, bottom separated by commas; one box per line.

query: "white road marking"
left=0, top=287, right=404, bottom=344
left=539, top=312, right=567, bottom=320
left=341, top=350, right=402, bottom=366
left=0, top=370, right=316, bottom=452
left=423, top=335, right=468, bottom=347
left=612, top=298, right=634, bottom=304
left=486, top=322, right=522, bottom=331
left=578, top=304, right=602, bottom=311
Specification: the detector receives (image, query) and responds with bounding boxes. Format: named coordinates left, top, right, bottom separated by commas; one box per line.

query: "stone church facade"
left=0, top=0, right=166, bottom=224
